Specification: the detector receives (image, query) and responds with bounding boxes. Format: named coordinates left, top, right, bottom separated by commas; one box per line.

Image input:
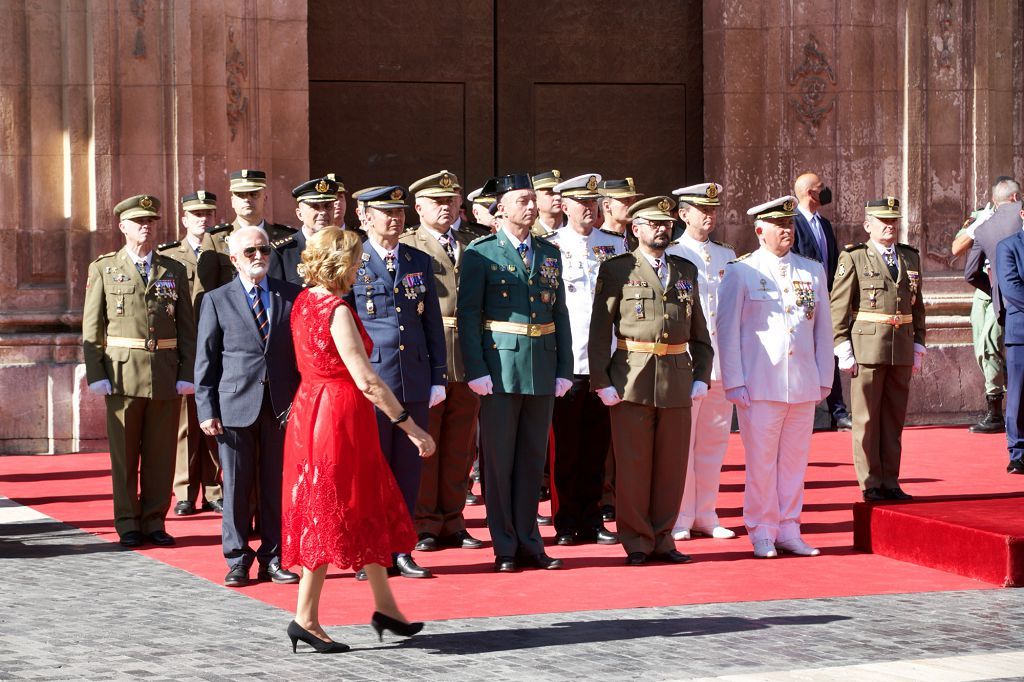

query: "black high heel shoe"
left=287, top=620, right=350, bottom=653
left=370, top=611, right=424, bottom=641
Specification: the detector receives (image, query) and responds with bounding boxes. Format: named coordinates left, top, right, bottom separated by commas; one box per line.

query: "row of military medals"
left=357, top=253, right=426, bottom=317
left=105, top=264, right=177, bottom=318
left=777, top=261, right=815, bottom=320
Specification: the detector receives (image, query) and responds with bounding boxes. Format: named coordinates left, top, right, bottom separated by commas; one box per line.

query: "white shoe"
left=671, top=528, right=691, bottom=541
left=776, top=538, right=820, bottom=556
left=693, top=526, right=737, bottom=539
left=752, top=539, right=777, bottom=558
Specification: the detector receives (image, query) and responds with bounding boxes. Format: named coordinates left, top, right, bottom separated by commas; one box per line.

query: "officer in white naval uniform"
left=716, top=195, right=834, bottom=559
left=665, top=182, right=738, bottom=541
left=546, top=172, right=626, bottom=545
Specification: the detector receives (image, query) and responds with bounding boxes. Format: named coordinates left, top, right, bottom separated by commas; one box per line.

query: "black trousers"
left=552, top=375, right=610, bottom=535
left=375, top=400, right=430, bottom=521
left=217, top=386, right=285, bottom=569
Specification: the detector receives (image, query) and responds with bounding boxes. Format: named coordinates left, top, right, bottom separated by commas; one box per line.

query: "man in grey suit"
left=965, top=180, right=1023, bottom=324
left=195, top=226, right=304, bottom=587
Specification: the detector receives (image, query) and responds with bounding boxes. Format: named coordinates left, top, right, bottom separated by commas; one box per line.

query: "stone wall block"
left=0, top=364, right=49, bottom=443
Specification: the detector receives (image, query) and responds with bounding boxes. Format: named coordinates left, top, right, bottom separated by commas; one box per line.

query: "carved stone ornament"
left=936, top=0, right=955, bottom=69
left=789, top=34, right=836, bottom=136
left=226, top=27, right=249, bottom=142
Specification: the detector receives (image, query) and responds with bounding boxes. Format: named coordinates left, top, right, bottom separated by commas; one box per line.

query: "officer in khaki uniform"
left=831, top=197, right=927, bottom=501
left=589, top=196, right=714, bottom=566
left=402, top=170, right=489, bottom=551
left=458, top=173, right=573, bottom=573
left=531, top=169, right=568, bottom=237
left=210, top=169, right=296, bottom=258
left=157, top=191, right=234, bottom=516
left=83, top=195, right=197, bottom=547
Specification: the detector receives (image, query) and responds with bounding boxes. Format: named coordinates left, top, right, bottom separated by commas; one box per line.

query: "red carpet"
left=1, top=426, right=1019, bottom=625
left=854, top=494, right=1024, bottom=587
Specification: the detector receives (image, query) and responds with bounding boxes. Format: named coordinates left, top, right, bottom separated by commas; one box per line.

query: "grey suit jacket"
left=965, top=200, right=1023, bottom=323
left=195, top=276, right=303, bottom=428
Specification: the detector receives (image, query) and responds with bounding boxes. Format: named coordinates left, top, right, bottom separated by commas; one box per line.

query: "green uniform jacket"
left=82, top=248, right=197, bottom=399
left=156, top=233, right=234, bottom=317
left=588, top=250, right=714, bottom=408
left=830, top=242, right=926, bottom=366
left=400, top=222, right=490, bottom=383
left=457, top=230, right=573, bottom=394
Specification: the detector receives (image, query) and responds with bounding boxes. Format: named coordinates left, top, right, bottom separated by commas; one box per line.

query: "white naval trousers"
left=736, top=399, right=815, bottom=544
left=674, top=380, right=731, bottom=532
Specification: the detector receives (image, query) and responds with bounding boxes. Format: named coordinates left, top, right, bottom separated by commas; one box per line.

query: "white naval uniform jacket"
left=716, top=247, right=834, bottom=404
left=666, top=234, right=736, bottom=381
left=548, top=226, right=626, bottom=375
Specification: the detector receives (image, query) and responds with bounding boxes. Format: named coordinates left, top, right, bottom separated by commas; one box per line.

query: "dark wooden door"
left=308, top=1, right=703, bottom=221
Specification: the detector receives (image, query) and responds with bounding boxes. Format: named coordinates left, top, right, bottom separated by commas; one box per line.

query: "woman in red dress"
left=281, top=227, right=436, bottom=653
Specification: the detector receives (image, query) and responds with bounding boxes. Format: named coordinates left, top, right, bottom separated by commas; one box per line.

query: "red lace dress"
left=281, top=290, right=416, bottom=570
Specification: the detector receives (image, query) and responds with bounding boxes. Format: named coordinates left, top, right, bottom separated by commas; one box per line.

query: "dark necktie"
left=517, top=243, right=530, bottom=267
left=384, top=252, right=396, bottom=273
left=136, top=260, right=149, bottom=285
left=441, top=232, right=456, bottom=264
left=251, top=285, right=269, bottom=346
left=883, top=249, right=898, bottom=280
left=654, top=258, right=665, bottom=285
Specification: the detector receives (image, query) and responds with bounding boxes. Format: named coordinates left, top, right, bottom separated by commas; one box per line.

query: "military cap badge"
left=316, top=179, right=329, bottom=193
left=440, top=173, right=453, bottom=189
left=241, top=169, right=250, bottom=178
left=198, top=190, right=208, bottom=200
left=626, top=177, right=635, bottom=192
left=783, top=199, right=795, bottom=211
left=553, top=169, right=561, bottom=179
left=887, top=197, right=895, bottom=208
left=706, top=184, right=719, bottom=199
left=390, top=188, right=403, bottom=200
left=140, top=196, right=153, bottom=209
left=586, top=176, right=598, bottom=191
left=658, top=198, right=671, bottom=211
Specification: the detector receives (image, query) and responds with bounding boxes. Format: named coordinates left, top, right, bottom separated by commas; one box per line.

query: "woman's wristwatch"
left=390, top=410, right=410, bottom=425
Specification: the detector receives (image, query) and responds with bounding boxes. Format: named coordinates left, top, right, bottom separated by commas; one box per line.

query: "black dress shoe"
left=202, top=498, right=224, bottom=513
left=173, top=500, right=195, bottom=516
left=441, top=529, right=483, bottom=549
left=882, top=486, right=914, bottom=501
left=601, top=505, right=615, bottom=522
left=415, top=533, right=439, bottom=552
left=595, top=528, right=619, bottom=545
left=653, top=549, right=693, bottom=564
left=625, top=551, right=648, bottom=566
left=522, top=553, right=562, bottom=570
left=862, top=487, right=887, bottom=502
left=1008, top=461, right=1024, bottom=475
left=148, top=530, right=176, bottom=546
left=395, top=554, right=433, bottom=578
left=555, top=532, right=576, bottom=546
left=258, top=561, right=300, bottom=584
left=536, top=514, right=552, bottom=526
left=833, top=415, right=853, bottom=430
left=119, top=530, right=144, bottom=548
left=465, top=491, right=482, bottom=506
left=494, top=556, right=518, bottom=572
left=225, top=565, right=250, bottom=587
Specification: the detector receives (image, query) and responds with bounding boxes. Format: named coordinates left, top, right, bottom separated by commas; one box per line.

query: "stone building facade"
left=1, top=0, right=1022, bottom=453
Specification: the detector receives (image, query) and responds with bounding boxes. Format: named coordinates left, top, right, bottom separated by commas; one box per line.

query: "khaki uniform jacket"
left=831, top=242, right=926, bottom=366
left=399, top=222, right=489, bottom=382
left=157, top=233, right=234, bottom=315
left=82, top=248, right=197, bottom=399
left=588, top=250, right=714, bottom=408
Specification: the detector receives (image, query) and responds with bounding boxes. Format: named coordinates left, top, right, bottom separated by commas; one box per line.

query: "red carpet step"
left=854, top=494, right=1024, bottom=587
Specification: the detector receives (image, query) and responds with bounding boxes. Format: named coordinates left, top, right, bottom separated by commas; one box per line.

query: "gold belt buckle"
left=527, top=324, right=541, bottom=337
left=652, top=342, right=667, bottom=356
left=891, top=316, right=901, bottom=328
left=145, top=339, right=157, bottom=351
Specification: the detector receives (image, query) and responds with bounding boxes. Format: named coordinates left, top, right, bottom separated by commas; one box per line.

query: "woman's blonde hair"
left=298, top=227, right=363, bottom=292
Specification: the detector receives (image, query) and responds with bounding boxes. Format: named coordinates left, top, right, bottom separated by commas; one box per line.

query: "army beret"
left=865, top=196, right=902, bottom=219
left=229, top=169, right=267, bottom=193
left=181, top=190, right=217, bottom=211
left=115, top=194, right=161, bottom=220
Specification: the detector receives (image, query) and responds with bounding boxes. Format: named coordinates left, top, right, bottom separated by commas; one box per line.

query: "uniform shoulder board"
left=665, top=253, right=689, bottom=264
left=844, top=243, right=867, bottom=252
left=897, top=243, right=919, bottom=253
left=156, top=240, right=181, bottom=251
left=606, top=251, right=633, bottom=261
left=728, top=252, right=753, bottom=263
left=710, top=239, right=734, bottom=250
left=796, top=252, right=822, bottom=264
left=207, top=223, right=232, bottom=236
left=402, top=223, right=420, bottom=234
left=271, top=235, right=295, bottom=249
left=469, top=232, right=495, bottom=246
left=92, top=251, right=117, bottom=262
left=598, top=227, right=626, bottom=238
left=533, top=234, right=556, bottom=248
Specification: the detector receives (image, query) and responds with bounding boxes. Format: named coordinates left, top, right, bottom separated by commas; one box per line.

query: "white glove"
left=428, top=385, right=447, bottom=407
left=820, top=385, right=832, bottom=401
left=175, top=381, right=195, bottom=395
left=554, top=378, right=573, bottom=398
left=724, top=386, right=750, bottom=408
left=835, top=341, right=858, bottom=376
left=965, top=204, right=995, bottom=238
left=596, top=385, right=622, bottom=407
left=88, top=379, right=112, bottom=395
left=690, top=380, right=709, bottom=400
left=467, top=375, right=494, bottom=396
left=912, top=343, right=927, bottom=374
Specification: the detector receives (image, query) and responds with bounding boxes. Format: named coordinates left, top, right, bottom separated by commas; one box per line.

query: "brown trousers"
left=172, top=394, right=222, bottom=505
left=415, top=381, right=480, bottom=537
left=850, top=363, right=912, bottom=489
left=609, top=401, right=690, bottom=555
left=105, top=394, right=180, bottom=536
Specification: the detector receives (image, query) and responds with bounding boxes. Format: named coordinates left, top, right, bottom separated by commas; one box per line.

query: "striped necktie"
left=441, top=232, right=456, bottom=264
left=251, top=284, right=269, bottom=346
left=517, top=242, right=530, bottom=267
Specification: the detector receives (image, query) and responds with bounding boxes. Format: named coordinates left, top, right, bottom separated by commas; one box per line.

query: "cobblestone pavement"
left=2, top=497, right=1023, bottom=681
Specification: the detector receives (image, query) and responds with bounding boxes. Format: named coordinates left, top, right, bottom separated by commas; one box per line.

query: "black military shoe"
left=494, top=556, right=518, bottom=573
left=224, top=565, right=250, bottom=587
left=1008, top=461, right=1024, bottom=475
left=258, top=561, right=299, bottom=584
left=595, top=528, right=619, bottom=545
left=832, top=414, right=853, bottom=430
left=415, top=533, right=439, bottom=552
left=173, top=501, right=195, bottom=516
left=521, top=553, right=562, bottom=570
left=882, top=486, right=913, bottom=501
left=147, top=530, right=176, bottom=546
left=653, top=549, right=693, bottom=564
left=441, top=529, right=483, bottom=549
left=625, top=552, right=648, bottom=566
left=119, top=531, right=144, bottom=548
left=395, top=554, right=433, bottom=578
left=862, top=487, right=886, bottom=502
left=202, top=498, right=224, bottom=513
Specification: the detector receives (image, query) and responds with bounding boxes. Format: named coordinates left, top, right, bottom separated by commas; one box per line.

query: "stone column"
left=0, top=0, right=309, bottom=453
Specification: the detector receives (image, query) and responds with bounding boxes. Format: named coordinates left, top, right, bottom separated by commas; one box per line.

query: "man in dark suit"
left=965, top=184, right=1023, bottom=324
left=997, top=207, right=1024, bottom=475
left=268, top=177, right=339, bottom=286
left=347, top=185, right=448, bottom=579
left=195, top=225, right=303, bottom=587
left=793, top=172, right=851, bottom=430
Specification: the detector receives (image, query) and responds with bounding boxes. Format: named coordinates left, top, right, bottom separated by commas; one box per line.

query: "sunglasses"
left=243, top=245, right=272, bottom=257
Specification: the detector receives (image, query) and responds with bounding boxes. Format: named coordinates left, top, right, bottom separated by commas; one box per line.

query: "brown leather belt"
left=484, top=320, right=556, bottom=337
left=441, top=316, right=458, bottom=328
left=855, top=312, right=913, bottom=327
left=616, top=339, right=688, bottom=356
left=105, top=336, right=178, bottom=351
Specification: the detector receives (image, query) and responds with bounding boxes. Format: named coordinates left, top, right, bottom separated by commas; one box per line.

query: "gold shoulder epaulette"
left=728, top=252, right=753, bottom=263
left=207, top=223, right=232, bottom=235
left=844, top=243, right=867, bottom=252
left=710, top=239, right=735, bottom=250
left=598, top=227, right=626, bottom=238
left=93, top=251, right=117, bottom=262
left=157, top=240, right=180, bottom=251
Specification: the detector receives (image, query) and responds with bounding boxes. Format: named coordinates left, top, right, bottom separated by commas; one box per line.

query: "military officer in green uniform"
left=157, top=191, right=234, bottom=516
left=83, top=195, right=197, bottom=547
left=831, top=197, right=927, bottom=502
left=531, top=169, right=568, bottom=237
left=210, top=169, right=296, bottom=257
left=458, top=173, right=573, bottom=573
left=589, top=196, right=714, bottom=566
